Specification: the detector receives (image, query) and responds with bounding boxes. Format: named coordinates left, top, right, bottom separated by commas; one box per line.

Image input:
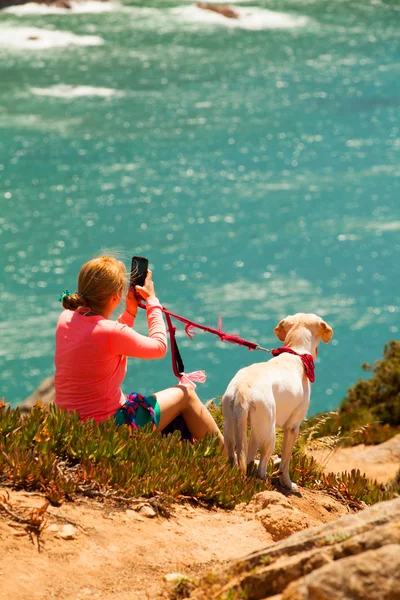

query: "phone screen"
left=130, top=256, right=148, bottom=289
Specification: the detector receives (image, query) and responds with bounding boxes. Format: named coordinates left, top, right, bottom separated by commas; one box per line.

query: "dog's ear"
left=274, top=318, right=292, bottom=342
left=319, top=320, right=333, bottom=343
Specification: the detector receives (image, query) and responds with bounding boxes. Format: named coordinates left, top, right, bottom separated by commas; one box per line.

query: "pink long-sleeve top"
left=54, top=296, right=167, bottom=423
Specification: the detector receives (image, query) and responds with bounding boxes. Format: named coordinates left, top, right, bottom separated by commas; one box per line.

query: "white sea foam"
left=337, top=234, right=360, bottom=242
left=263, top=182, right=294, bottom=190
left=367, top=220, right=400, bottom=232
left=0, top=113, right=83, bottom=134
left=171, top=5, right=310, bottom=31
left=30, top=84, right=125, bottom=99
left=338, top=217, right=400, bottom=235
left=4, top=1, right=119, bottom=15
left=0, top=27, right=104, bottom=49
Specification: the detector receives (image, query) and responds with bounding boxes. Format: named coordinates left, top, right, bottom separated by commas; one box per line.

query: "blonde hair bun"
left=62, top=292, right=85, bottom=311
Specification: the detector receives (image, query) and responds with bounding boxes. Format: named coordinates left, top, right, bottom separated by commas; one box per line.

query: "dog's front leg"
left=279, top=425, right=299, bottom=490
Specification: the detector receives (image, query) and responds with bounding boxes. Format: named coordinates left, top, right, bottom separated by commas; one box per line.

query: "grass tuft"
left=303, top=341, right=400, bottom=445
left=0, top=403, right=271, bottom=509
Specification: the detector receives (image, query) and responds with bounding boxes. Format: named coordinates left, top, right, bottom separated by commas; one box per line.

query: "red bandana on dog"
left=271, top=346, right=315, bottom=383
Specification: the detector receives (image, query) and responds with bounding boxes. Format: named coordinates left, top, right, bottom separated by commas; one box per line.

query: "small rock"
left=257, top=506, right=318, bottom=541
left=19, top=375, right=55, bottom=413
left=252, top=491, right=294, bottom=513
left=138, top=505, right=157, bottom=518
left=164, top=573, right=190, bottom=583
left=58, top=524, right=78, bottom=540
left=47, top=524, right=59, bottom=532
left=196, top=3, right=239, bottom=20
left=125, top=509, right=145, bottom=521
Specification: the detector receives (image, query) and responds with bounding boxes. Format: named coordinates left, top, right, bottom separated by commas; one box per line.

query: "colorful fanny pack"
left=120, top=392, right=158, bottom=432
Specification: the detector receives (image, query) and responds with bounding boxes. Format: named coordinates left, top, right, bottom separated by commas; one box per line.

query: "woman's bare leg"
left=154, top=385, right=224, bottom=446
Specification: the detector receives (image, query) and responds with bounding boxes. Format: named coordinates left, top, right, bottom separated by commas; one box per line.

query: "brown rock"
left=164, top=573, right=190, bottom=583
left=257, top=506, right=319, bottom=542
left=187, top=498, right=400, bottom=600
left=58, top=524, right=78, bottom=540
left=252, top=491, right=319, bottom=541
left=0, top=0, right=73, bottom=9
left=196, top=3, right=239, bottom=20
left=252, top=491, right=294, bottom=513
left=283, top=544, right=400, bottom=600
left=138, top=505, right=157, bottom=518
left=19, top=375, right=55, bottom=413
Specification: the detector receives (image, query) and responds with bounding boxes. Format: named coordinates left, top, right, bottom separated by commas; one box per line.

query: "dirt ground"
left=2, top=436, right=398, bottom=600
left=309, top=433, right=400, bottom=484
left=0, top=485, right=348, bottom=600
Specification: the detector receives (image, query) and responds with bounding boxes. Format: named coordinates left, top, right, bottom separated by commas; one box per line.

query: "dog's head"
left=274, top=313, right=333, bottom=353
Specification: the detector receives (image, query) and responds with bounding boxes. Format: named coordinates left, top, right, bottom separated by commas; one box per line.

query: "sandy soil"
left=0, top=485, right=348, bottom=600
left=2, top=436, right=398, bottom=599
left=309, top=434, right=400, bottom=484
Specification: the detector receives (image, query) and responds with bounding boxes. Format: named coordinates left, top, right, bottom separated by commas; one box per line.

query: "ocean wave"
left=195, top=277, right=355, bottom=326
left=0, top=113, right=83, bottom=133
left=366, top=220, right=400, bottom=232
left=336, top=217, right=400, bottom=235
left=30, top=84, right=125, bottom=99
left=3, top=0, right=120, bottom=15
left=0, top=26, right=104, bottom=49
left=0, top=311, right=57, bottom=360
left=176, top=0, right=253, bottom=3
left=171, top=5, right=310, bottom=31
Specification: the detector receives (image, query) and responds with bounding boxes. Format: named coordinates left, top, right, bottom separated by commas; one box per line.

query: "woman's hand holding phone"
left=135, top=269, right=155, bottom=300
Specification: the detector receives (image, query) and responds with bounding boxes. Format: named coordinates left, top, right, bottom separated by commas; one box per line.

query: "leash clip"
left=255, top=345, right=272, bottom=354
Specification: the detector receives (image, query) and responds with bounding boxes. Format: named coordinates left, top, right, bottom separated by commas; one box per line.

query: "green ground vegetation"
left=1, top=340, right=399, bottom=513
left=0, top=399, right=397, bottom=512
left=304, top=340, right=400, bottom=445
left=0, top=402, right=271, bottom=510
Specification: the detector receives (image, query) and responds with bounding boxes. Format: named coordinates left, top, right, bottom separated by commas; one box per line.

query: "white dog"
left=222, top=313, right=333, bottom=489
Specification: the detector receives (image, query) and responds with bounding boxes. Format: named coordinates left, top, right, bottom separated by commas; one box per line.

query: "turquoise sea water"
left=0, top=0, right=399, bottom=413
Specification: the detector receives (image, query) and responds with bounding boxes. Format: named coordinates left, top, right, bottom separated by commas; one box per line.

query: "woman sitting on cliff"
left=55, top=254, right=224, bottom=443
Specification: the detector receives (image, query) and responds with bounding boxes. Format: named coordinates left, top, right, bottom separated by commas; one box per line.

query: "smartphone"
left=130, top=256, right=148, bottom=289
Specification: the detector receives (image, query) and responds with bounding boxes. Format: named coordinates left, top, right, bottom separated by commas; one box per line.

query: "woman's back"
left=55, top=309, right=127, bottom=422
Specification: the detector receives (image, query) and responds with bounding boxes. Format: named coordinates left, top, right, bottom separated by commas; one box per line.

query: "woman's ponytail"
left=59, top=256, right=126, bottom=314
left=62, top=292, right=86, bottom=311
left=59, top=289, right=86, bottom=311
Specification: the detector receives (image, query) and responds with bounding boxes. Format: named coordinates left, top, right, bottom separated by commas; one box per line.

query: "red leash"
left=139, top=302, right=271, bottom=387
left=139, top=304, right=316, bottom=386
left=161, top=308, right=265, bottom=350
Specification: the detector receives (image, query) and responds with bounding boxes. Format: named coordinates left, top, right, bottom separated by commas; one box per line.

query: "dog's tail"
left=222, top=382, right=249, bottom=476
left=234, top=384, right=250, bottom=475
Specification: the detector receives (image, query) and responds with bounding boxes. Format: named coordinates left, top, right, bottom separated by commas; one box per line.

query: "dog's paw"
left=279, top=476, right=297, bottom=491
